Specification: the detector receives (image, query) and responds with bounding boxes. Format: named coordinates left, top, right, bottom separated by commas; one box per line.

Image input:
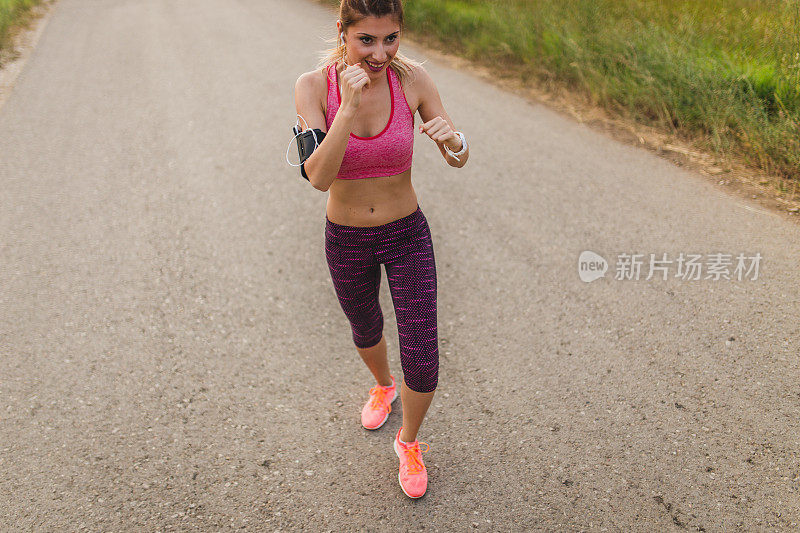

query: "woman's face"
left=340, top=15, right=401, bottom=79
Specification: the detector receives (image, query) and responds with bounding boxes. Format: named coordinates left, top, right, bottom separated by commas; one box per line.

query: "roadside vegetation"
left=0, top=0, right=40, bottom=64
left=328, top=0, right=800, bottom=181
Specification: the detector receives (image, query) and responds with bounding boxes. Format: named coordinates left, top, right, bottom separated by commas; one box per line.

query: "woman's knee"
left=402, top=358, right=438, bottom=393
left=400, top=346, right=439, bottom=393
left=352, top=315, right=383, bottom=348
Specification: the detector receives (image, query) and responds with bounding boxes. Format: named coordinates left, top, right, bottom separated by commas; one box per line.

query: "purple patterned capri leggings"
left=325, top=204, right=438, bottom=393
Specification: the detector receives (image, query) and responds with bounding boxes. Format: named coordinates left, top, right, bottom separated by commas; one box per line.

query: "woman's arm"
left=414, top=65, right=469, bottom=168
left=294, top=71, right=353, bottom=191
left=293, top=66, right=369, bottom=191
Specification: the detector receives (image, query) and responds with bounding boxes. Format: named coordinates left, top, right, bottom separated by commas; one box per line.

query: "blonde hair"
left=315, top=0, right=424, bottom=86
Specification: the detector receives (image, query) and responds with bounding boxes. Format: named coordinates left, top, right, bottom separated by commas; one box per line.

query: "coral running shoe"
left=393, top=427, right=430, bottom=498
left=361, top=375, right=397, bottom=430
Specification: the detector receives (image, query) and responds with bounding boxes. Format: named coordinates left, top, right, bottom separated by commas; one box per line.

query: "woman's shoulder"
left=402, top=62, right=430, bottom=84
left=295, top=66, right=334, bottom=120
left=397, top=62, right=434, bottom=112
left=295, top=66, right=331, bottom=97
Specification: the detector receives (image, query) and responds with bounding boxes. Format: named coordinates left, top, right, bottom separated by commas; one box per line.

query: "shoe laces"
left=367, top=384, right=393, bottom=411
left=400, top=441, right=430, bottom=475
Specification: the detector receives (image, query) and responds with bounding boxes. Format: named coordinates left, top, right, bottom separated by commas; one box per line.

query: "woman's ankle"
left=399, top=428, right=417, bottom=443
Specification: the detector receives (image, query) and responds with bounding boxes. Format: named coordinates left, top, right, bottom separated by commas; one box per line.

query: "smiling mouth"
left=364, top=60, right=385, bottom=71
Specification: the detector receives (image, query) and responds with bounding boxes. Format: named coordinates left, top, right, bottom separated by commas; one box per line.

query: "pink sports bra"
left=325, top=62, right=414, bottom=180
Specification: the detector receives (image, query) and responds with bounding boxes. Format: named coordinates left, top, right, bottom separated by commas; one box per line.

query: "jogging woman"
left=293, top=0, right=469, bottom=499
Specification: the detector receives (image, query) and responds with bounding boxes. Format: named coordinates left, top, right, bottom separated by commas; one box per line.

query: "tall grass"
left=363, top=0, right=800, bottom=179
left=0, top=0, right=40, bottom=58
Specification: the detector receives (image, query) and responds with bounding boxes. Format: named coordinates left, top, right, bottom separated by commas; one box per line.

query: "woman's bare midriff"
left=326, top=168, right=419, bottom=227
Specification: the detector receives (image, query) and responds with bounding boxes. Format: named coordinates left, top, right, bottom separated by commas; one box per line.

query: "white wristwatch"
left=444, top=131, right=468, bottom=161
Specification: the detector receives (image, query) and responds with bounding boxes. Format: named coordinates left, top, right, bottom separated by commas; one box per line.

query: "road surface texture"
left=1, top=0, right=799, bottom=530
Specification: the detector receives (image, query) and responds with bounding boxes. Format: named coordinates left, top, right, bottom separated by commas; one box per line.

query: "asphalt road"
left=1, top=0, right=799, bottom=530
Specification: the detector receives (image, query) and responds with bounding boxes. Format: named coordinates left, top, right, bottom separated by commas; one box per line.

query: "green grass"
left=0, top=0, right=40, bottom=59
left=332, top=0, right=800, bottom=179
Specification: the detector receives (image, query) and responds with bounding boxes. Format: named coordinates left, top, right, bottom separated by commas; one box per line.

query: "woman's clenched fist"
left=419, top=116, right=462, bottom=152
left=339, top=64, right=370, bottom=113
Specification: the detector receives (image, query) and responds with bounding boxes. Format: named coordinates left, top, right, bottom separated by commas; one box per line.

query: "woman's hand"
left=339, top=64, right=370, bottom=114
left=419, top=116, right=462, bottom=152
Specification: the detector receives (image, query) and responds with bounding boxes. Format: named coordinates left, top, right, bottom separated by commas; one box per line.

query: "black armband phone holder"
left=292, top=126, right=326, bottom=181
